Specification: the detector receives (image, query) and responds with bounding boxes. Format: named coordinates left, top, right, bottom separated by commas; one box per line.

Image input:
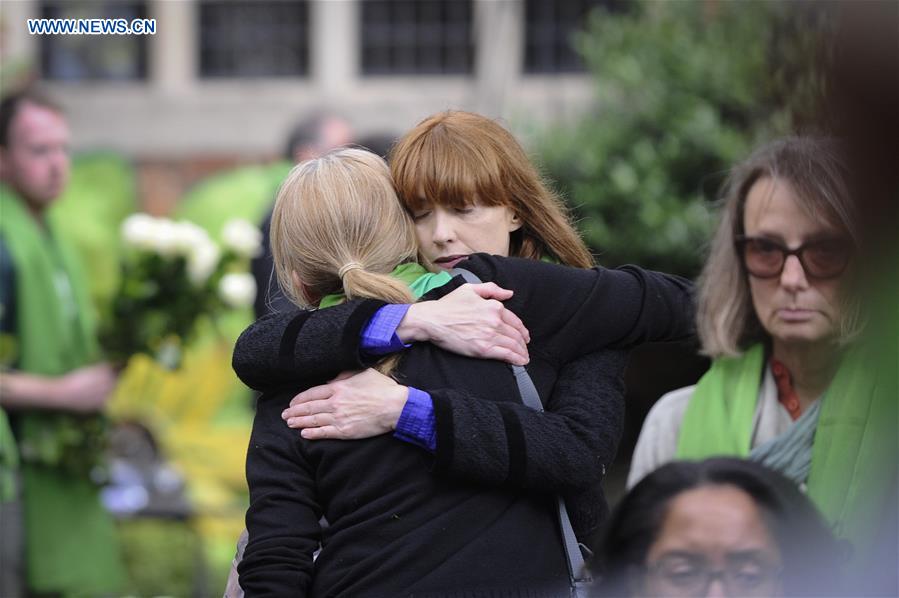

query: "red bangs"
left=392, top=122, right=510, bottom=212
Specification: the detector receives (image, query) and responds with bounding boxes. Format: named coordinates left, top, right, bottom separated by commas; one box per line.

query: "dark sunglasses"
left=734, top=235, right=853, bottom=280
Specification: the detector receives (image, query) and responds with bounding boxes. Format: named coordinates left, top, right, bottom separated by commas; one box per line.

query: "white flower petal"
left=221, top=219, right=263, bottom=259
left=153, top=219, right=180, bottom=257
left=218, top=273, right=256, bottom=308
left=187, top=241, right=220, bottom=286
left=121, top=213, right=157, bottom=250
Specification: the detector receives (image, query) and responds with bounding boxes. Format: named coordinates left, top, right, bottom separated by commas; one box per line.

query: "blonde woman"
left=627, top=137, right=896, bottom=590
left=237, top=148, right=692, bottom=595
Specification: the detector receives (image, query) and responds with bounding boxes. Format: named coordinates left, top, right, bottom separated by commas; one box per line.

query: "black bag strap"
left=450, top=268, right=591, bottom=586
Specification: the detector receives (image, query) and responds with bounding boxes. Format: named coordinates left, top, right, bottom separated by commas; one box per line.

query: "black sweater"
left=235, top=309, right=628, bottom=549
left=236, top=255, right=693, bottom=596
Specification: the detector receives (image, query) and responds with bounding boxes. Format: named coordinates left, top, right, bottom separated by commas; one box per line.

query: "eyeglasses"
left=645, top=555, right=782, bottom=597
left=735, top=235, right=853, bottom=280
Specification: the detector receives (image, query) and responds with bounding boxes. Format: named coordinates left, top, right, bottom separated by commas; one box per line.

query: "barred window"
left=361, top=0, right=474, bottom=76
left=39, top=1, right=148, bottom=81
left=198, top=1, right=309, bottom=78
left=524, top=0, right=626, bottom=74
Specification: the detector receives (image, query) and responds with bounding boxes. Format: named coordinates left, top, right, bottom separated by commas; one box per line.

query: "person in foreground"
left=237, top=148, right=692, bottom=596
left=599, top=458, right=841, bottom=597
left=627, top=136, right=897, bottom=592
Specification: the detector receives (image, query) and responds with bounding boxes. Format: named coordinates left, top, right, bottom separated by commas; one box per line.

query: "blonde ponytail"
left=270, top=148, right=418, bottom=375
left=340, top=267, right=414, bottom=305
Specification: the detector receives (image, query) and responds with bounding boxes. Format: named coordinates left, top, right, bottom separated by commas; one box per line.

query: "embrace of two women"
left=229, top=111, right=896, bottom=597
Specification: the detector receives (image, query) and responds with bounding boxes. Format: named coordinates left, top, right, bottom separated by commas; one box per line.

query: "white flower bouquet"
left=102, top=214, right=261, bottom=369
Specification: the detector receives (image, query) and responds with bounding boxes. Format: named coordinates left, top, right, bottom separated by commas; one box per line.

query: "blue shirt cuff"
left=394, top=387, right=436, bottom=453
left=361, top=304, right=413, bottom=355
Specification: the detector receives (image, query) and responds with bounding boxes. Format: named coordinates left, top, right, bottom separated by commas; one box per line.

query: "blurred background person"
left=356, top=133, right=398, bottom=160
left=0, top=90, right=124, bottom=597
left=627, top=136, right=896, bottom=591
left=599, top=458, right=841, bottom=597
left=251, top=112, right=354, bottom=319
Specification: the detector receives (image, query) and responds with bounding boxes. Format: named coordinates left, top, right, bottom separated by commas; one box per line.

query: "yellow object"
left=109, top=341, right=252, bottom=587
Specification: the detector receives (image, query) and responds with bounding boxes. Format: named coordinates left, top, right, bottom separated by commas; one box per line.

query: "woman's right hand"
left=396, top=283, right=530, bottom=365
left=283, top=368, right=409, bottom=439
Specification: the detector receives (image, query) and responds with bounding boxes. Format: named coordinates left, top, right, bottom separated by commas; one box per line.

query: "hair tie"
left=338, top=262, right=364, bottom=279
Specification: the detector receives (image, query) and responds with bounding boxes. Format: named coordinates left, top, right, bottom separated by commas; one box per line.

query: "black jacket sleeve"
left=236, top=304, right=628, bottom=495
left=233, top=254, right=693, bottom=391
left=232, top=254, right=692, bottom=391
left=238, top=393, right=322, bottom=596
left=232, top=300, right=384, bottom=391
left=459, top=254, right=694, bottom=365
left=430, top=349, right=628, bottom=492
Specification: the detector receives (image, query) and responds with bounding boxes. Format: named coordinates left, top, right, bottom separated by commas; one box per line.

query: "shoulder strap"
left=451, top=268, right=591, bottom=585
left=449, top=266, right=481, bottom=285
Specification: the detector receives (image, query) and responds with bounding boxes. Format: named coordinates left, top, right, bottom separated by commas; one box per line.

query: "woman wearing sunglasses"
left=628, top=136, right=895, bottom=590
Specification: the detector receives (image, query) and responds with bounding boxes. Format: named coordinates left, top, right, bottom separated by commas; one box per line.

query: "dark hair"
left=0, top=89, right=64, bottom=148
left=283, top=112, right=350, bottom=162
left=356, top=133, right=397, bottom=160
left=598, top=458, right=843, bottom=597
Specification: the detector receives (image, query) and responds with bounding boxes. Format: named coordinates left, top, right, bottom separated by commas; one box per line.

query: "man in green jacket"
left=0, top=90, right=124, bottom=597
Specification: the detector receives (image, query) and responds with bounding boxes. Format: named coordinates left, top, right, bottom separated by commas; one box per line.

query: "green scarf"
left=0, top=413, right=16, bottom=503
left=319, top=262, right=453, bottom=307
left=0, top=186, right=106, bottom=476
left=677, top=342, right=894, bottom=580
left=0, top=185, right=98, bottom=373
left=676, top=344, right=765, bottom=459
left=0, top=186, right=124, bottom=595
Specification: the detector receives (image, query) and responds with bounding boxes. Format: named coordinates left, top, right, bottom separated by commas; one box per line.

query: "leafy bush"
left=174, top=162, right=292, bottom=241
left=538, top=1, right=826, bottom=276
left=118, top=518, right=203, bottom=596
left=173, top=163, right=293, bottom=342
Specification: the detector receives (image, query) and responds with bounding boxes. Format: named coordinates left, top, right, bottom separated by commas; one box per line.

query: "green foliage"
left=118, top=518, right=203, bottom=596
left=174, top=161, right=292, bottom=240
left=538, top=1, right=826, bottom=276
left=17, top=412, right=108, bottom=478
left=48, top=152, right=137, bottom=309
left=171, top=161, right=293, bottom=349
left=102, top=251, right=221, bottom=368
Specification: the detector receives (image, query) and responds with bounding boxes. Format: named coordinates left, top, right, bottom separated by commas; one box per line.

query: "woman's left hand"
left=281, top=369, right=409, bottom=440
